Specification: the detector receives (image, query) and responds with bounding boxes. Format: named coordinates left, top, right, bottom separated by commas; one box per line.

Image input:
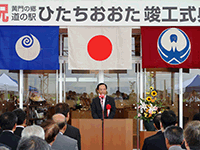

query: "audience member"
left=55, top=103, right=81, bottom=150
left=164, top=126, right=184, bottom=150
left=21, top=125, right=45, bottom=139
left=192, top=112, right=200, bottom=121
left=41, top=120, right=59, bottom=146
left=0, top=112, right=20, bottom=150
left=0, top=146, right=10, bottom=150
left=114, top=90, right=123, bottom=101
left=52, top=113, right=78, bottom=150
left=142, top=114, right=162, bottom=150
left=142, top=110, right=177, bottom=150
left=17, top=136, right=51, bottom=150
left=12, top=108, right=26, bottom=137
left=0, top=143, right=11, bottom=150
left=184, top=121, right=200, bottom=150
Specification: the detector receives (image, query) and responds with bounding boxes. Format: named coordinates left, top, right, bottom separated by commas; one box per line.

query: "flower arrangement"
left=134, top=86, right=164, bottom=122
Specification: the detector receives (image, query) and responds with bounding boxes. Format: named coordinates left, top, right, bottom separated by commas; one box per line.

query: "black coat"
left=142, top=132, right=167, bottom=150
left=0, top=131, right=20, bottom=150
left=91, top=96, right=116, bottom=119
left=63, top=124, right=81, bottom=150
left=14, top=127, right=24, bottom=137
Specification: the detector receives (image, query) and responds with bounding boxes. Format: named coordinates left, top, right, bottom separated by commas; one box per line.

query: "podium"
left=72, top=119, right=133, bottom=150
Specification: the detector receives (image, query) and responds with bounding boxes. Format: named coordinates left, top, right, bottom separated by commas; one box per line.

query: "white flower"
left=148, top=105, right=158, bottom=114
left=140, top=102, right=147, bottom=113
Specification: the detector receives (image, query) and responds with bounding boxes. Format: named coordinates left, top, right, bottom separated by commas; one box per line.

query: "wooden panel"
left=104, top=119, right=133, bottom=150
left=71, top=110, right=93, bottom=119
left=72, top=119, right=102, bottom=150
left=124, top=110, right=137, bottom=134
left=139, top=131, right=157, bottom=150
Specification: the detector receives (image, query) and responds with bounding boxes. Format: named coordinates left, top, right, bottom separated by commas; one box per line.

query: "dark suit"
left=142, top=130, right=162, bottom=150
left=14, top=127, right=24, bottom=137
left=142, top=132, right=167, bottom=150
left=91, top=96, right=116, bottom=119
left=0, top=131, right=20, bottom=150
left=64, top=124, right=81, bottom=150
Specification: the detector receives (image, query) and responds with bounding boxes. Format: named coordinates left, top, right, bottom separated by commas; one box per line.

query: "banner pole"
left=19, top=70, right=23, bottom=109
left=179, top=68, right=183, bottom=128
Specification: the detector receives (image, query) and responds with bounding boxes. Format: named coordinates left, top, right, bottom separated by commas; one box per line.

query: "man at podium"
left=91, top=83, right=116, bottom=119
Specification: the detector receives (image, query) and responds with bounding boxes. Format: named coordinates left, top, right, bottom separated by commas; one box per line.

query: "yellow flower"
left=151, top=91, right=157, bottom=96
left=144, top=113, right=148, bottom=117
left=152, top=111, right=156, bottom=114
left=150, top=86, right=154, bottom=90
left=146, top=92, right=150, bottom=95
left=146, top=96, right=152, bottom=101
left=151, top=99, right=155, bottom=103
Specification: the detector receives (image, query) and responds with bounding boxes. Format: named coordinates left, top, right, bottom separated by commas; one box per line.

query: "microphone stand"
left=101, top=98, right=104, bottom=150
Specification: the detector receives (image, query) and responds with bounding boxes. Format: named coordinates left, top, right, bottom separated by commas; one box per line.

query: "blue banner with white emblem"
left=142, top=26, right=200, bottom=69
left=0, top=26, right=59, bottom=70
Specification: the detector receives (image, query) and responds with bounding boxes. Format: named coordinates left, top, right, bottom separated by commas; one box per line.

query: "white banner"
left=68, top=26, right=132, bottom=70
left=0, top=1, right=200, bottom=26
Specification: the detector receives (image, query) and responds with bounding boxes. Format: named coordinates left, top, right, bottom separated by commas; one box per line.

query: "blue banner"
left=0, top=26, right=59, bottom=70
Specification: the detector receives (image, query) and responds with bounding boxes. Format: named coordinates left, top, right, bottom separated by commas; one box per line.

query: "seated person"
left=21, top=125, right=45, bottom=139
left=114, top=90, right=123, bottom=101
left=142, top=114, right=161, bottom=150
left=40, top=120, right=59, bottom=147
left=164, top=126, right=184, bottom=150
left=17, top=136, right=51, bottom=150
left=184, top=121, right=200, bottom=150
left=12, top=108, right=26, bottom=137
left=0, top=112, right=20, bottom=150
left=142, top=110, right=177, bottom=150
left=52, top=113, right=78, bottom=150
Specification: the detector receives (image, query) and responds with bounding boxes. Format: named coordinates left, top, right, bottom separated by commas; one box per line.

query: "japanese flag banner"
left=68, top=27, right=132, bottom=70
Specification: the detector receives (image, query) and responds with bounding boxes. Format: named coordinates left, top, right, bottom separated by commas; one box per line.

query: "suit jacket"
left=142, top=132, right=167, bottom=150
left=52, top=132, right=78, bottom=150
left=64, top=124, right=81, bottom=150
left=91, top=96, right=116, bottom=119
left=0, top=131, right=20, bottom=150
left=14, top=127, right=24, bottom=137
left=169, top=146, right=183, bottom=150
left=142, top=130, right=162, bottom=150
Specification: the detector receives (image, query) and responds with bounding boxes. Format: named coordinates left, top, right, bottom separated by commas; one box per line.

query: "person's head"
left=161, top=110, right=177, bottom=130
left=40, top=120, right=59, bottom=145
left=12, top=108, right=26, bottom=126
left=52, top=113, right=67, bottom=132
left=193, top=112, right=200, bottom=121
left=164, top=125, right=183, bottom=149
left=96, top=83, right=107, bottom=95
left=0, top=112, right=17, bottom=131
left=0, top=146, right=10, bottom=150
left=17, top=136, right=51, bottom=150
left=153, top=114, right=161, bottom=130
left=184, top=121, right=200, bottom=149
left=54, top=103, right=70, bottom=121
left=21, top=125, right=45, bottom=140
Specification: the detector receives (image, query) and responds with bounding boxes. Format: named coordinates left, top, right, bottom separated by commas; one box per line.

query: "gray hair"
left=21, top=125, right=45, bottom=139
left=184, top=121, right=200, bottom=149
left=164, top=125, right=183, bottom=145
left=17, top=136, right=51, bottom=150
left=0, top=146, right=10, bottom=150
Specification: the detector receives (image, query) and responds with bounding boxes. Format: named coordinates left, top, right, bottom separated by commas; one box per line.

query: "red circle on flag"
left=87, top=35, right=112, bottom=61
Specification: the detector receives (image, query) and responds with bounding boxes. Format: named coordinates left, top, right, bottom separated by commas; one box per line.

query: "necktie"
left=101, top=99, right=104, bottom=110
